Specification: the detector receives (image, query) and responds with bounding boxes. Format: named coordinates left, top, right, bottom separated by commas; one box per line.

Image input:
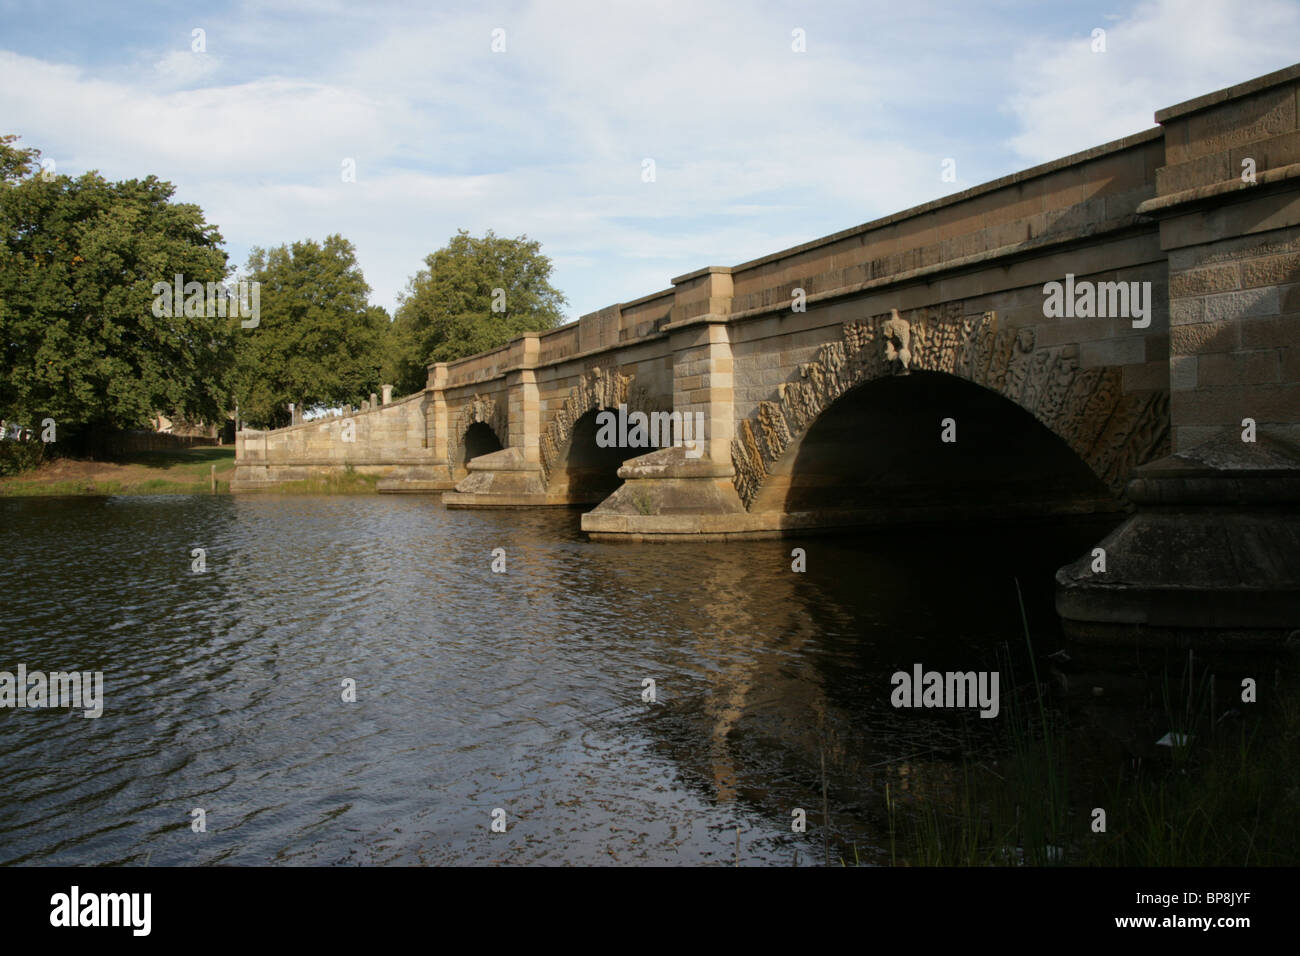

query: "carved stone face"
left=882, top=310, right=911, bottom=369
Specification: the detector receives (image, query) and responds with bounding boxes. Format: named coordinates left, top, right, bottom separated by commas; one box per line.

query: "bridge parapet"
left=230, top=388, right=439, bottom=491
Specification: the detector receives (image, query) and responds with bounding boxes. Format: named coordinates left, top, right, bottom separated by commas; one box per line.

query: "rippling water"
left=0, top=494, right=1114, bottom=865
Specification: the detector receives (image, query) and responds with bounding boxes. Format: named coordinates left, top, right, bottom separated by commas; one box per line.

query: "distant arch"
left=461, top=421, right=504, bottom=470
left=448, top=394, right=507, bottom=476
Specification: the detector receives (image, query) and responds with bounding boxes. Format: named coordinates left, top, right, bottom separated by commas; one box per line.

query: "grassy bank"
left=0, top=447, right=238, bottom=495
left=0, top=448, right=384, bottom=496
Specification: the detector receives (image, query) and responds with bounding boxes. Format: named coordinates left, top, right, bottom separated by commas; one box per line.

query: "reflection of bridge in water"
left=234, top=65, right=1300, bottom=645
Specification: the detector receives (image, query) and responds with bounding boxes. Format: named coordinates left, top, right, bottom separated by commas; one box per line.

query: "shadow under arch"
left=447, top=394, right=508, bottom=480
left=548, top=407, right=647, bottom=504
left=764, top=370, right=1120, bottom=526
left=462, top=421, right=504, bottom=471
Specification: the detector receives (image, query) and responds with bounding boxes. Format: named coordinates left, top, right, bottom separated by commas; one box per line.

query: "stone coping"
left=1154, top=62, right=1300, bottom=123
left=431, top=126, right=1168, bottom=389
left=1137, top=162, right=1300, bottom=215
left=670, top=265, right=734, bottom=285
left=723, top=128, right=1163, bottom=277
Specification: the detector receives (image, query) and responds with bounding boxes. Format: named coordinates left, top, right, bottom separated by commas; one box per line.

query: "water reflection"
left=0, top=495, right=1121, bottom=865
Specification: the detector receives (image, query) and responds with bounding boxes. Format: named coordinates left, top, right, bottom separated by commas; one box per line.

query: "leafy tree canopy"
left=384, top=229, right=568, bottom=394
left=0, top=134, right=235, bottom=434
left=232, top=234, right=386, bottom=429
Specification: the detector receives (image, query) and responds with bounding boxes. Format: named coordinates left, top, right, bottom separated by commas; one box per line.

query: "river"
left=1, top=494, right=1135, bottom=865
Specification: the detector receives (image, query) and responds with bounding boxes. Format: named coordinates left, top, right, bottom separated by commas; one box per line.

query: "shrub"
left=0, top=436, right=45, bottom=476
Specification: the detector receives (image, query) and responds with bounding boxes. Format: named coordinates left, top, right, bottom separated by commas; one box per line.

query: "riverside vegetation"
left=0, top=447, right=380, bottom=496
left=2, top=134, right=568, bottom=463
left=872, top=587, right=1299, bottom=867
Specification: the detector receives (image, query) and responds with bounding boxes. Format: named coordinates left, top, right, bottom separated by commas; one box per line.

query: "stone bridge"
left=233, top=64, right=1300, bottom=643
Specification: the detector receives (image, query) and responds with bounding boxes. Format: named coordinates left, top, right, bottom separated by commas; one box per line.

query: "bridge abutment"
left=443, top=334, right=556, bottom=506
left=584, top=268, right=762, bottom=537
left=1056, top=65, right=1300, bottom=643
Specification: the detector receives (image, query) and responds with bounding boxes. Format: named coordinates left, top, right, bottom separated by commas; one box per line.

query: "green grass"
left=0, top=447, right=237, bottom=496
left=1082, top=665, right=1299, bottom=866
left=0, top=448, right=387, bottom=497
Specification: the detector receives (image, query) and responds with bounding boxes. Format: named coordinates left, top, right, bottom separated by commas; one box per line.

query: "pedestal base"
left=1056, top=434, right=1300, bottom=646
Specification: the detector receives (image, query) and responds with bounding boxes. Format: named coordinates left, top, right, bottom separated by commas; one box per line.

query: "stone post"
left=1143, top=64, right=1300, bottom=452
left=506, top=333, right=541, bottom=465
left=664, top=267, right=736, bottom=465
left=427, top=363, right=449, bottom=460
left=381, top=384, right=393, bottom=405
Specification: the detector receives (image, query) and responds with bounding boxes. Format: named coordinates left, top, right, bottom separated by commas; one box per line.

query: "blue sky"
left=3, top=0, right=1299, bottom=320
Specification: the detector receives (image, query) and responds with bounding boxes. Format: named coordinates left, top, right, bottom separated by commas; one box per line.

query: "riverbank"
left=0, top=447, right=237, bottom=496
left=878, top=633, right=1300, bottom=866
left=0, top=448, right=381, bottom=496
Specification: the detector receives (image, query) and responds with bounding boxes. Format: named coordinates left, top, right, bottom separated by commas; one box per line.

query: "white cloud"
left=1005, top=0, right=1300, bottom=164
left=153, top=50, right=220, bottom=88
left=4, top=1, right=1298, bottom=320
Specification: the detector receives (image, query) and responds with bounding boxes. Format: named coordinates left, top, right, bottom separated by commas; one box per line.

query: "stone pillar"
left=506, top=333, right=541, bottom=464
left=442, top=334, right=553, bottom=507
left=1145, top=64, right=1300, bottom=452
left=381, top=384, right=393, bottom=405
left=427, top=363, right=449, bottom=460
left=673, top=317, right=736, bottom=464
left=1058, top=63, right=1300, bottom=645
left=582, top=267, right=752, bottom=539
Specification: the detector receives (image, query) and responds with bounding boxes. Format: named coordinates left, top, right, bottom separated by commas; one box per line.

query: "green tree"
left=232, top=235, right=386, bottom=429
left=0, top=134, right=235, bottom=441
left=384, top=229, right=568, bottom=394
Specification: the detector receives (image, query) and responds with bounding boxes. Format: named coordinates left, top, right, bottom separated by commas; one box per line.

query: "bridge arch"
left=538, top=365, right=669, bottom=502
left=732, top=308, right=1169, bottom=513
left=755, top=371, right=1120, bottom=519
left=448, top=394, right=507, bottom=478
left=540, top=365, right=629, bottom=484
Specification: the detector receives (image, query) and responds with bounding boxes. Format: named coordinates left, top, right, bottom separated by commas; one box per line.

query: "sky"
left=2, top=0, right=1299, bottom=321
